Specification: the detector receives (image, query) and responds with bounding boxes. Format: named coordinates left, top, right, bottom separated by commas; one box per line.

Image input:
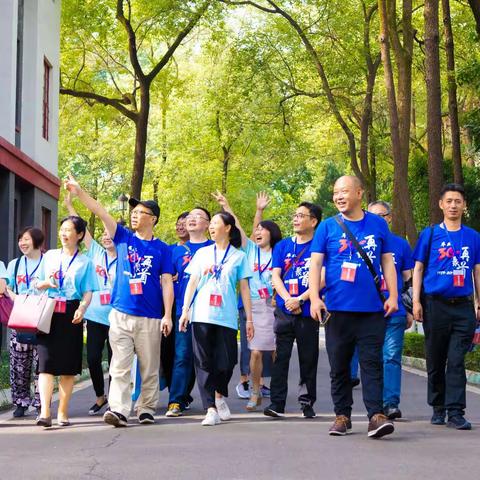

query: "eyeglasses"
left=292, top=213, right=314, bottom=220
left=131, top=210, right=154, bottom=217
left=186, top=214, right=210, bottom=222
left=377, top=213, right=390, bottom=218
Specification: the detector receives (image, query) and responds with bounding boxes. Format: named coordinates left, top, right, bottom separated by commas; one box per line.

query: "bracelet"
left=246, top=321, right=254, bottom=324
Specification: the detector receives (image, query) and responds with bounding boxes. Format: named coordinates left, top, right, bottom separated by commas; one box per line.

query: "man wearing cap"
left=64, top=175, right=174, bottom=427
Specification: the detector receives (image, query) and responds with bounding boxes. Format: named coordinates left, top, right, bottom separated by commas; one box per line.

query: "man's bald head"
left=333, top=175, right=365, bottom=217
left=334, top=175, right=364, bottom=191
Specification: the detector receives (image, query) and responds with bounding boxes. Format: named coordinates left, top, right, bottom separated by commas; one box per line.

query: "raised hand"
left=211, top=190, right=231, bottom=211
left=256, top=191, right=271, bottom=211
left=63, top=174, right=81, bottom=196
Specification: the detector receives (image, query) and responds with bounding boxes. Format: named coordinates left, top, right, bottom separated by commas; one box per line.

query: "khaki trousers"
left=108, top=308, right=162, bottom=418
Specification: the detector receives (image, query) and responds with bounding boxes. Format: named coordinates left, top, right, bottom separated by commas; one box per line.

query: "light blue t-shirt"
left=185, top=244, right=252, bottom=330
left=0, top=261, right=8, bottom=279
left=7, top=255, right=45, bottom=294
left=84, top=240, right=117, bottom=325
left=40, top=249, right=99, bottom=301
left=244, top=239, right=273, bottom=300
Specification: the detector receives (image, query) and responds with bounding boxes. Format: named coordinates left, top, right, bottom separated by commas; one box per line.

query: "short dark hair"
left=176, top=211, right=190, bottom=222
left=440, top=183, right=466, bottom=200
left=258, top=220, right=283, bottom=249
left=368, top=200, right=391, bottom=215
left=215, top=211, right=242, bottom=248
left=60, top=216, right=87, bottom=245
left=192, top=206, right=211, bottom=221
left=17, top=227, right=45, bottom=250
left=298, top=202, right=322, bottom=228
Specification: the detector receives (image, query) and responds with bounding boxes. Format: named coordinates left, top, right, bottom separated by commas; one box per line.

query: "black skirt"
left=37, top=300, right=83, bottom=375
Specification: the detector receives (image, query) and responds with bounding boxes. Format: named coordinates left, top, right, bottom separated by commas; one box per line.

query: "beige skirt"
left=248, top=298, right=275, bottom=351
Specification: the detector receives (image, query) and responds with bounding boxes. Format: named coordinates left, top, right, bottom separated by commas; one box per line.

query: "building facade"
left=0, top=0, right=61, bottom=263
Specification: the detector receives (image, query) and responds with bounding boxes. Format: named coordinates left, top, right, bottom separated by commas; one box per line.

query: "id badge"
left=453, top=270, right=465, bottom=288
left=381, top=276, right=387, bottom=291
left=209, top=293, right=222, bottom=307
left=129, top=278, right=143, bottom=295
left=100, top=289, right=111, bottom=305
left=340, top=262, right=358, bottom=283
left=288, top=278, right=299, bottom=295
left=55, top=297, right=67, bottom=313
left=473, top=325, right=480, bottom=345
left=258, top=287, right=270, bottom=299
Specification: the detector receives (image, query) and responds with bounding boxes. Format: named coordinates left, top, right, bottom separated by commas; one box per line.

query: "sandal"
left=246, top=391, right=262, bottom=411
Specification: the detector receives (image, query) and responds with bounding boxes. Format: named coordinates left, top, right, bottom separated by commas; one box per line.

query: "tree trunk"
left=379, top=0, right=417, bottom=243
left=130, top=84, right=150, bottom=199
left=442, top=0, right=464, bottom=184
left=468, top=0, right=480, bottom=37
left=424, top=0, right=445, bottom=223
left=221, top=146, right=230, bottom=194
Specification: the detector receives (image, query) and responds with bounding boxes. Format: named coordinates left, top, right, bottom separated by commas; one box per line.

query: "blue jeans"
left=383, top=316, right=406, bottom=408
left=168, top=316, right=194, bottom=408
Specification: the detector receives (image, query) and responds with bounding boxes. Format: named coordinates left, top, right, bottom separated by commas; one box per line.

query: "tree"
left=468, top=0, right=480, bottom=37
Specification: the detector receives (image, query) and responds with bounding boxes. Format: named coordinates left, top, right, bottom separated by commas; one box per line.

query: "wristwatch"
left=299, top=298, right=305, bottom=306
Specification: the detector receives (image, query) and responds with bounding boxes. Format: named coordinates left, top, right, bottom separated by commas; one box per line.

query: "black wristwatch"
left=299, top=298, right=305, bottom=306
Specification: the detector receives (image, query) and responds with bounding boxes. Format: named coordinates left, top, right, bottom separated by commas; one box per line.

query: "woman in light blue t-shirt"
left=180, top=212, right=253, bottom=426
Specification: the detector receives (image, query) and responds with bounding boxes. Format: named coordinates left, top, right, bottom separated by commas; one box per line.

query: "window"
left=42, top=58, right=52, bottom=140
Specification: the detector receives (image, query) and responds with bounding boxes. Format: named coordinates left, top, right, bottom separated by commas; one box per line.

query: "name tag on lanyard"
left=288, top=278, right=299, bottom=295
left=453, top=269, right=465, bottom=288
left=100, top=290, right=112, bottom=305
left=55, top=297, right=67, bottom=313
left=341, top=262, right=358, bottom=283
left=129, top=278, right=143, bottom=295
left=258, top=287, right=270, bottom=299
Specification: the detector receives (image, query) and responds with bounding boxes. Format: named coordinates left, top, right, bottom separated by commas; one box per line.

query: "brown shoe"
left=368, top=413, right=394, bottom=438
left=328, top=415, right=352, bottom=436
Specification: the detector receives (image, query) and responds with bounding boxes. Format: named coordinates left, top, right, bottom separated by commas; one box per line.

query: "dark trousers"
left=325, top=311, right=385, bottom=419
left=423, top=296, right=476, bottom=417
left=192, top=322, right=238, bottom=410
left=270, top=308, right=319, bottom=410
left=86, top=320, right=112, bottom=398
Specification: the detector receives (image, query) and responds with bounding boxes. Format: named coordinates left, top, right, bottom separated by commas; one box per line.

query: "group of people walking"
left=0, top=175, right=478, bottom=438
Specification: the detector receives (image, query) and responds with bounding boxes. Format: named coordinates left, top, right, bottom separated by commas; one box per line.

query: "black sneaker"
left=351, top=378, right=360, bottom=388
left=103, top=410, right=128, bottom=427
left=384, top=406, right=402, bottom=420
left=89, top=399, right=109, bottom=416
left=301, top=404, right=316, bottom=419
left=138, top=413, right=155, bottom=424
left=431, top=410, right=446, bottom=425
left=13, top=405, right=28, bottom=418
left=263, top=404, right=285, bottom=418
left=447, top=415, right=472, bottom=430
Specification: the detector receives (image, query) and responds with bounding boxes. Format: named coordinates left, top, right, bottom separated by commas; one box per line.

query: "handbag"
left=0, top=292, right=14, bottom=326
left=8, top=293, right=55, bottom=334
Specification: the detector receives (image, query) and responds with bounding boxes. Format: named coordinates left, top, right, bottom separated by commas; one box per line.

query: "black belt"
left=425, top=294, right=473, bottom=305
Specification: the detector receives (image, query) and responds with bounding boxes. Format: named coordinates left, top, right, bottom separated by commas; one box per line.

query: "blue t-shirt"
left=172, top=239, right=213, bottom=317
left=185, top=244, right=252, bottom=330
left=381, top=234, right=414, bottom=317
left=272, top=236, right=313, bottom=317
left=244, top=239, right=274, bottom=300
left=0, top=261, right=7, bottom=279
left=311, top=212, right=393, bottom=312
left=7, top=255, right=45, bottom=294
left=111, top=225, right=174, bottom=319
left=413, top=224, right=480, bottom=297
left=40, top=249, right=98, bottom=300
left=84, top=240, right=117, bottom=326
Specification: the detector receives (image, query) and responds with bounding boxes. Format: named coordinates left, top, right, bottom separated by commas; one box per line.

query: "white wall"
left=21, top=0, right=61, bottom=175
left=0, top=0, right=18, bottom=144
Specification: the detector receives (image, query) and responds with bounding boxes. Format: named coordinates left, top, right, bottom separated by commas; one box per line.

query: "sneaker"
left=263, top=404, right=285, bottom=418
left=103, top=410, right=128, bottom=428
left=89, top=399, right=109, bottom=416
left=13, top=405, right=28, bottom=418
left=351, top=378, right=360, bottom=388
left=367, top=413, right=395, bottom=438
left=301, top=404, right=316, bottom=419
left=260, top=385, right=271, bottom=397
left=138, top=413, right=155, bottom=424
left=384, top=406, right=402, bottom=420
left=447, top=415, right=472, bottom=430
left=201, top=408, right=221, bottom=426
left=329, top=415, right=352, bottom=436
left=431, top=410, right=446, bottom=426
left=215, top=397, right=231, bottom=421
left=236, top=381, right=250, bottom=399
left=165, top=403, right=183, bottom=417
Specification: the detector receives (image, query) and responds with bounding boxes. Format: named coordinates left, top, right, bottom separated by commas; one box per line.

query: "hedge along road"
left=0, top=346, right=479, bottom=480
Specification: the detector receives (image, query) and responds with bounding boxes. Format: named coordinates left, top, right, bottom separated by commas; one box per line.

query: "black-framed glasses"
left=131, top=210, right=154, bottom=217
left=292, top=213, right=314, bottom=220
left=377, top=213, right=390, bottom=218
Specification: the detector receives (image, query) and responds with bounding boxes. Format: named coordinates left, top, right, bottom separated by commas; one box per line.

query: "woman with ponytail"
left=179, top=211, right=253, bottom=426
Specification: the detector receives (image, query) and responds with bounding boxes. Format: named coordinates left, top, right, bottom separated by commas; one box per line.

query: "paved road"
left=0, top=346, right=479, bottom=480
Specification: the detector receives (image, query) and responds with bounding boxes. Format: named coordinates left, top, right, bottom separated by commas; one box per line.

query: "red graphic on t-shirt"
left=438, top=247, right=455, bottom=260
left=16, top=274, right=27, bottom=285
left=95, top=265, right=107, bottom=279
left=182, top=255, right=192, bottom=266
left=338, top=238, right=366, bottom=254
left=253, top=262, right=272, bottom=272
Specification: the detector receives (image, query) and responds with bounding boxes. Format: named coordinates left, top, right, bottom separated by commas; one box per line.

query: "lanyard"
left=103, top=252, right=118, bottom=287
left=213, top=244, right=231, bottom=281
left=59, top=249, right=79, bottom=291
left=338, top=212, right=367, bottom=260
left=256, top=246, right=271, bottom=281
left=441, top=223, right=464, bottom=264
left=24, top=254, right=43, bottom=289
left=128, top=234, right=154, bottom=278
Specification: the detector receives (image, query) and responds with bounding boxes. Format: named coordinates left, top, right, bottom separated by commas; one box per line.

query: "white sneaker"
left=215, top=397, right=231, bottom=421
left=236, top=381, right=250, bottom=399
left=201, top=408, right=221, bottom=426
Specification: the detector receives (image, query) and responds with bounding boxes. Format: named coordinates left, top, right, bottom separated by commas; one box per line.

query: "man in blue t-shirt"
left=368, top=201, right=414, bottom=420
left=166, top=207, right=213, bottom=417
left=65, top=176, right=174, bottom=428
left=309, top=176, right=398, bottom=439
left=263, top=201, right=322, bottom=420
left=413, top=183, right=480, bottom=430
